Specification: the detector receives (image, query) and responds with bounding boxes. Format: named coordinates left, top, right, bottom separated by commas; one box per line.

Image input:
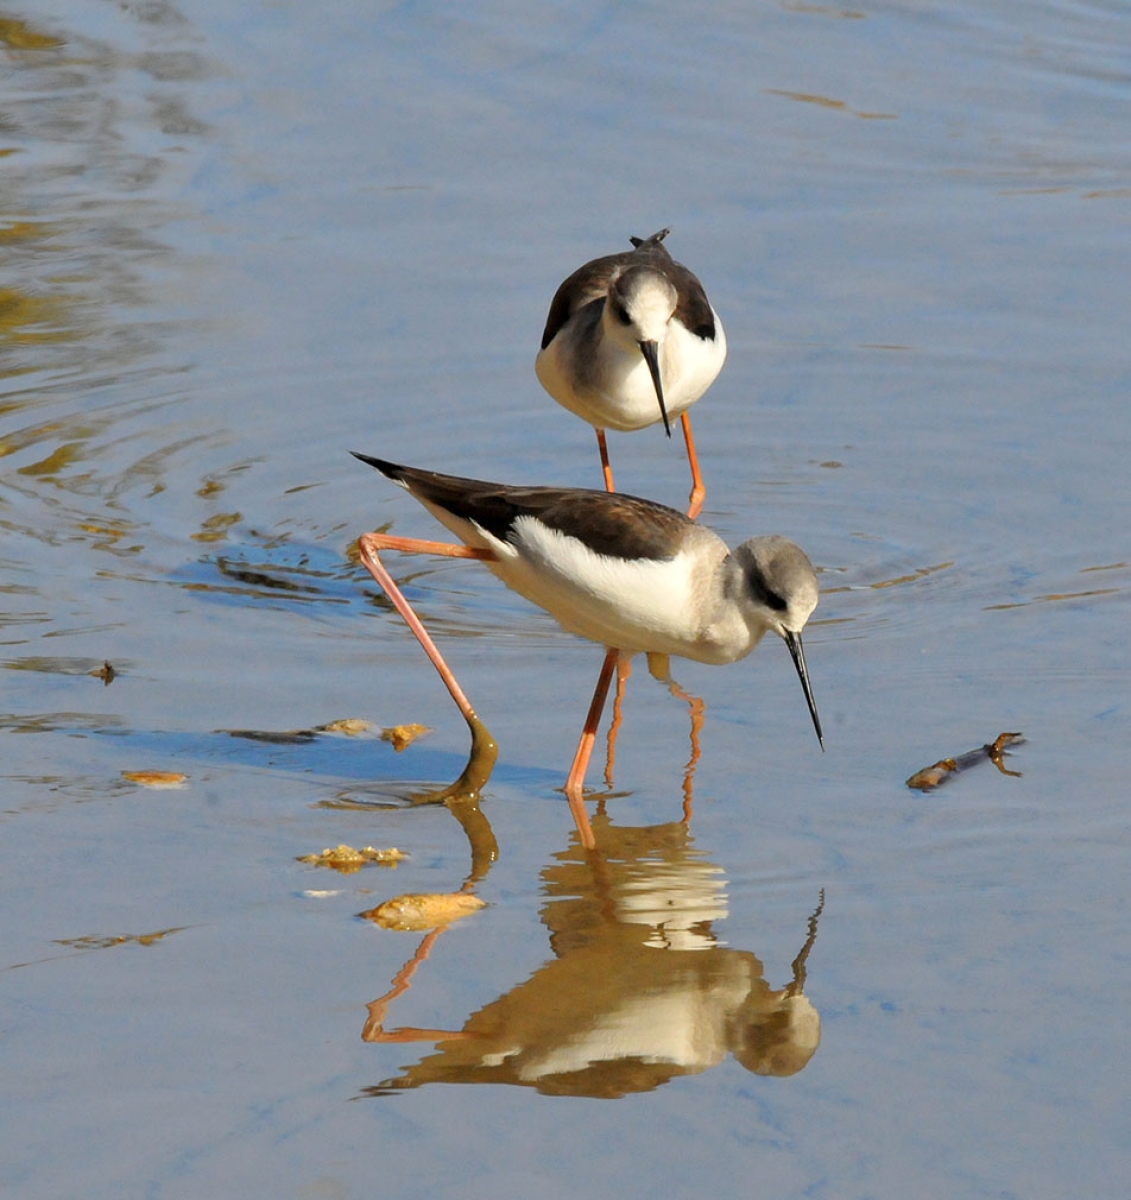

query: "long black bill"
left=785, top=630, right=824, bottom=750
left=639, top=339, right=671, bottom=437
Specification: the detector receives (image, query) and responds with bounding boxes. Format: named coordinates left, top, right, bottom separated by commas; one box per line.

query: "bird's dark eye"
left=609, top=299, right=632, bottom=326
left=748, top=571, right=788, bottom=611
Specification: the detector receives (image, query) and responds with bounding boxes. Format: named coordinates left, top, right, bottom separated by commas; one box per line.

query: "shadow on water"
left=357, top=809, right=825, bottom=1098
left=0, top=701, right=513, bottom=790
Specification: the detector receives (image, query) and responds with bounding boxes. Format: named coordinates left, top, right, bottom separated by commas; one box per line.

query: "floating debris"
left=380, top=722, right=432, bottom=752
left=121, top=770, right=188, bottom=789
left=54, top=927, right=188, bottom=951
left=91, top=661, right=116, bottom=686
left=224, top=727, right=317, bottom=744
left=360, top=891, right=486, bottom=932
left=317, top=718, right=373, bottom=736
left=297, top=844, right=407, bottom=873
left=906, top=732, right=1025, bottom=791
left=223, top=717, right=431, bottom=750
left=223, top=717, right=381, bottom=743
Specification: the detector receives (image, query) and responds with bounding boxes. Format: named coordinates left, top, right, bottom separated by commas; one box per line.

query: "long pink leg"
left=368, top=533, right=496, bottom=559
left=595, top=428, right=615, bottom=493
left=681, top=412, right=705, bottom=520
left=580, top=432, right=620, bottom=825
left=563, top=647, right=618, bottom=850
left=356, top=533, right=498, bottom=795
left=604, top=654, right=632, bottom=787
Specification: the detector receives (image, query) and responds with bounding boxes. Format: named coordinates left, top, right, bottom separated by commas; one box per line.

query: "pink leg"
left=366, top=533, right=494, bottom=560
left=356, top=533, right=498, bottom=797
left=681, top=412, right=705, bottom=520
left=604, top=654, right=632, bottom=787
left=596, top=428, right=615, bottom=493
left=563, top=647, right=618, bottom=850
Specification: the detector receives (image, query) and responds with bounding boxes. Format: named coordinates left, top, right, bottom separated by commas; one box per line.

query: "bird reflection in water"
left=359, top=812, right=824, bottom=1098
left=601, top=654, right=704, bottom=814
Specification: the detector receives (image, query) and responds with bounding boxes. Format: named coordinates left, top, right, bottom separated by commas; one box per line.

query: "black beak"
left=638, top=339, right=671, bottom=437
left=785, top=630, right=824, bottom=750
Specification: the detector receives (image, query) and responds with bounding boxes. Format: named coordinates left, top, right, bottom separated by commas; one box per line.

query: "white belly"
left=489, top=519, right=736, bottom=662
left=536, top=311, right=726, bottom=433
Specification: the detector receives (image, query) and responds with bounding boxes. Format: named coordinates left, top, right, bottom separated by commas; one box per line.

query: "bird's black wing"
left=353, top=454, right=689, bottom=562
left=539, top=251, right=627, bottom=349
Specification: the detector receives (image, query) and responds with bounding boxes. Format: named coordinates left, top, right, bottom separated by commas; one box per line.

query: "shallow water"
left=3, top=2, right=1129, bottom=1197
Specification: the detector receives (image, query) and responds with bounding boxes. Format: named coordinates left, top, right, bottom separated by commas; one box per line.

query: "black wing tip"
left=351, top=451, right=400, bottom=479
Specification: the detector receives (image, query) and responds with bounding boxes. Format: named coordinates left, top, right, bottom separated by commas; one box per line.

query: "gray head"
left=732, top=536, right=823, bottom=748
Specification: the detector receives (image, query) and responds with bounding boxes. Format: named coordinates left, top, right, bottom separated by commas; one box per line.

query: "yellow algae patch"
left=296, top=844, right=407, bottom=874
left=361, top=892, right=486, bottom=932
left=121, top=770, right=188, bottom=789
left=317, top=718, right=373, bottom=736
left=380, top=722, right=432, bottom=752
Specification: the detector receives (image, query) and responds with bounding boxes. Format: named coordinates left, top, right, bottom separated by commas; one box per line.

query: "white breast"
left=488, top=518, right=721, bottom=658
left=535, top=307, right=727, bottom=433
